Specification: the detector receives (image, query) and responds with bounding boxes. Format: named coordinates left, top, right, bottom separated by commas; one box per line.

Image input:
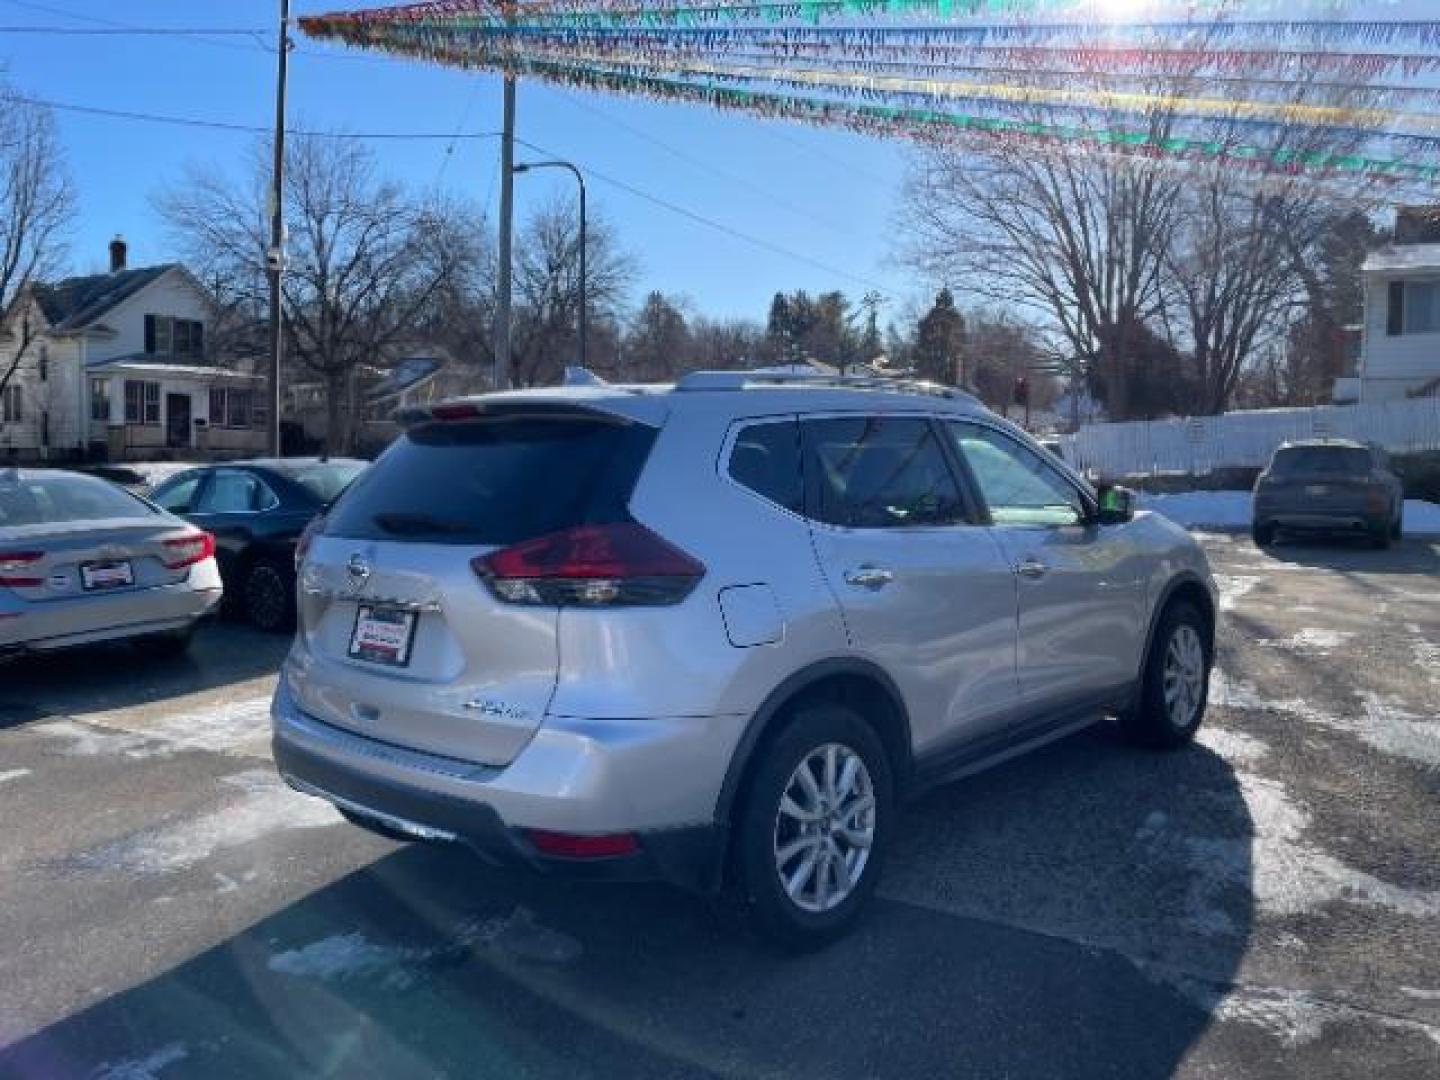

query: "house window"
left=124, top=380, right=160, bottom=425
left=38, top=345, right=48, bottom=382
left=91, top=379, right=111, bottom=421
left=145, top=315, right=205, bottom=359
left=1390, top=281, right=1440, bottom=336
left=209, top=387, right=254, bottom=428
left=1, top=385, right=21, bottom=423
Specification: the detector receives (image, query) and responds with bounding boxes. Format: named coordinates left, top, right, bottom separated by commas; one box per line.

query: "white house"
left=1343, top=209, right=1440, bottom=404
left=0, top=239, right=266, bottom=462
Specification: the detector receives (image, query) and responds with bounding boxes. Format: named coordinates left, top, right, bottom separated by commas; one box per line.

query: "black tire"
left=1251, top=521, right=1275, bottom=547
left=733, top=703, right=894, bottom=950
left=134, top=626, right=195, bottom=658
left=1392, top=508, right=1403, bottom=541
left=1370, top=519, right=1392, bottom=550
left=1120, top=601, right=1210, bottom=750
left=243, top=559, right=295, bottom=632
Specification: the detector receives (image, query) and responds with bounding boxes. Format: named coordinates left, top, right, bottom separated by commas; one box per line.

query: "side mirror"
left=1094, top=484, right=1136, bottom=526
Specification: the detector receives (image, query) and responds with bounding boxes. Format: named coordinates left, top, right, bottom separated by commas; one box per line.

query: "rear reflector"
left=162, top=531, right=216, bottom=570
left=0, top=551, right=44, bottom=588
left=475, top=522, right=704, bottom=607
left=527, top=830, right=639, bottom=859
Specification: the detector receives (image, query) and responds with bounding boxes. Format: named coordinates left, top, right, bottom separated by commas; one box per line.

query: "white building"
left=0, top=240, right=265, bottom=462
left=1342, top=212, right=1440, bottom=404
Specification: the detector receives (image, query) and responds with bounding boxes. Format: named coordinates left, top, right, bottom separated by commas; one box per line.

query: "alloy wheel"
left=1162, top=623, right=1206, bottom=730
left=772, top=743, right=876, bottom=914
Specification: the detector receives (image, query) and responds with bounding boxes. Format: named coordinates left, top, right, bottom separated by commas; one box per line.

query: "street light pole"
left=513, top=160, right=587, bottom=369
left=266, top=0, right=291, bottom=457
left=494, top=76, right=516, bottom=391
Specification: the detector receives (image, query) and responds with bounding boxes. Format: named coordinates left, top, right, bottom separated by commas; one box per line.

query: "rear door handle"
left=844, top=566, right=894, bottom=590
left=1015, top=558, right=1048, bottom=580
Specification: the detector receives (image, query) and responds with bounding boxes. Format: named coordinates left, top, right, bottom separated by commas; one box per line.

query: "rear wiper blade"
left=372, top=512, right=472, bottom=535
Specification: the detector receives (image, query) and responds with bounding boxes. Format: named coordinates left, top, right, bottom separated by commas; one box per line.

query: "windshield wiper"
left=372, top=512, right=473, bottom=536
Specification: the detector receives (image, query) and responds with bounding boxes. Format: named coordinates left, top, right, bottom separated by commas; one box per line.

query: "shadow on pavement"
left=1259, top=535, right=1440, bottom=577
left=1, top=727, right=1254, bottom=1079
left=0, top=623, right=289, bottom=721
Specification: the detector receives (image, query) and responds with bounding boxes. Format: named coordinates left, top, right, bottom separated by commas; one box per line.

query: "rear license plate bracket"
left=348, top=605, right=419, bottom=667
left=81, top=560, right=134, bottom=591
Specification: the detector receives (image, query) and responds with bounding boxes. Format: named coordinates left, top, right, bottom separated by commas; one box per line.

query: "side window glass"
left=254, top=479, right=281, bottom=512
left=153, top=473, right=203, bottom=514
left=804, top=416, right=967, bottom=528
left=197, top=471, right=259, bottom=514
left=729, top=420, right=802, bottom=513
left=949, top=423, right=1086, bottom=527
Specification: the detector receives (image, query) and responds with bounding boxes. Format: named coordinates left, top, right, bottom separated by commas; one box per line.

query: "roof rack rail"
left=674, top=369, right=979, bottom=404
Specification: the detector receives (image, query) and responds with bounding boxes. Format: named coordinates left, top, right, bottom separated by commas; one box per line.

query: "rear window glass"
left=1271, top=447, right=1370, bottom=476
left=273, top=461, right=366, bottom=504
left=0, top=473, right=155, bottom=527
left=324, top=416, right=656, bottom=545
left=730, top=420, right=802, bottom=513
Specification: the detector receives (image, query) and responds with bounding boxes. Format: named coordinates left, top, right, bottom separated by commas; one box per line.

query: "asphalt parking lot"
left=0, top=534, right=1437, bottom=1079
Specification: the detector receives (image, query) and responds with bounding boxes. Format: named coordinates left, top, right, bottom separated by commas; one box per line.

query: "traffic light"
left=1013, top=376, right=1030, bottom=406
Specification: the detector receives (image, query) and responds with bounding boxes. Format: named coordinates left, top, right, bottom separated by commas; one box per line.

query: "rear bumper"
left=0, top=580, right=223, bottom=652
left=270, top=678, right=730, bottom=891
left=1257, top=511, right=1382, bottom=533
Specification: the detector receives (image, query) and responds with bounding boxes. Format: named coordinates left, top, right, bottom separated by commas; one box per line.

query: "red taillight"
left=0, top=551, right=44, bottom=588
left=527, top=829, right=639, bottom=859
left=473, top=523, right=705, bottom=607
left=162, top=531, right=216, bottom=570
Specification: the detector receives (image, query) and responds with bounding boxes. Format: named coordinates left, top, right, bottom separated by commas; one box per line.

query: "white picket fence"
left=1060, top=397, right=1440, bottom=477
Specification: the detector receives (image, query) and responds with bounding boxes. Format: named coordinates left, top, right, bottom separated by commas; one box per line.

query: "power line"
left=0, top=91, right=504, bottom=140
left=516, top=136, right=889, bottom=293
left=0, top=0, right=269, bottom=53
left=0, top=25, right=267, bottom=35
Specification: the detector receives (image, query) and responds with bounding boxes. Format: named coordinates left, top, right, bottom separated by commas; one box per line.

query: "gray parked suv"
left=272, top=373, right=1217, bottom=946
left=1252, top=438, right=1405, bottom=549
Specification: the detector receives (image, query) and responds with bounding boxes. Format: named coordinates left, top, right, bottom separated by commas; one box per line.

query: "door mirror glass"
left=1095, top=484, right=1135, bottom=525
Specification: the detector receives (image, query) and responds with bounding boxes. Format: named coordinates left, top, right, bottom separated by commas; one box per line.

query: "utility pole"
left=266, top=0, right=291, bottom=457
left=494, top=76, right=516, bottom=391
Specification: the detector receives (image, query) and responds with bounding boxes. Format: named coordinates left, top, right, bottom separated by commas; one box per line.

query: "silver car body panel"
left=275, top=381, right=1217, bottom=856
left=0, top=511, right=222, bottom=650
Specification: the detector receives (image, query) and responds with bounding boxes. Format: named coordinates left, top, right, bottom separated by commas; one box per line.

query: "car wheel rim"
left=1162, top=624, right=1205, bottom=730
left=773, top=742, right=876, bottom=914
left=248, top=567, right=286, bottom=628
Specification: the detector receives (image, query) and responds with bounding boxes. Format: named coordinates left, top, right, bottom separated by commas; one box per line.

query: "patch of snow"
left=81, top=770, right=340, bottom=874
left=1259, top=628, right=1355, bottom=652
left=90, top=1042, right=188, bottom=1079
left=1401, top=986, right=1440, bottom=1002
left=0, top=768, right=30, bottom=784
left=36, top=696, right=274, bottom=762
left=34, top=719, right=159, bottom=759
left=1148, top=972, right=1440, bottom=1050
left=1213, top=573, right=1262, bottom=613
left=1139, top=490, right=1440, bottom=536
left=1209, top=670, right=1440, bottom=769
left=268, top=907, right=582, bottom=988
left=1195, top=725, right=1270, bottom=764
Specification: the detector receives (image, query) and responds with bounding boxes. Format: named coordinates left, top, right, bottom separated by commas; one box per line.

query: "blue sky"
left=0, top=0, right=911, bottom=322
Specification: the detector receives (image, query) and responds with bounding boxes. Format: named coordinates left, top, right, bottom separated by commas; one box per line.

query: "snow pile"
left=1138, top=490, right=1440, bottom=535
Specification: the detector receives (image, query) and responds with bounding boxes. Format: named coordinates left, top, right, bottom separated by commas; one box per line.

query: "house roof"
left=1362, top=245, right=1440, bottom=274
left=86, top=356, right=260, bottom=382
left=366, top=356, right=445, bottom=402
left=31, top=264, right=178, bottom=332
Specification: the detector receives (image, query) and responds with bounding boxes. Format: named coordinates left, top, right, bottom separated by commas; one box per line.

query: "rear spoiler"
left=394, top=398, right=644, bottom=429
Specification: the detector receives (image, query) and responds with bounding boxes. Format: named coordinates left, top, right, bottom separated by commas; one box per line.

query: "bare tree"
left=158, top=134, right=484, bottom=451
left=511, top=196, right=636, bottom=387
left=0, top=86, right=76, bottom=399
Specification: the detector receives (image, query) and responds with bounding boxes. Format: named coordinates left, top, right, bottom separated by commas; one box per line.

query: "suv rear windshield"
left=1271, top=446, right=1370, bottom=476
left=323, top=415, right=656, bottom=545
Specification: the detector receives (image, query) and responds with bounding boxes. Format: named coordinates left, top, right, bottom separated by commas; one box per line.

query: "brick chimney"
left=109, top=235, right=127, bottom=273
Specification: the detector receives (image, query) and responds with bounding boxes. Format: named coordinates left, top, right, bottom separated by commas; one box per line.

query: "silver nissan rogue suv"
left=272, top=372, right=1217, bottom=947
